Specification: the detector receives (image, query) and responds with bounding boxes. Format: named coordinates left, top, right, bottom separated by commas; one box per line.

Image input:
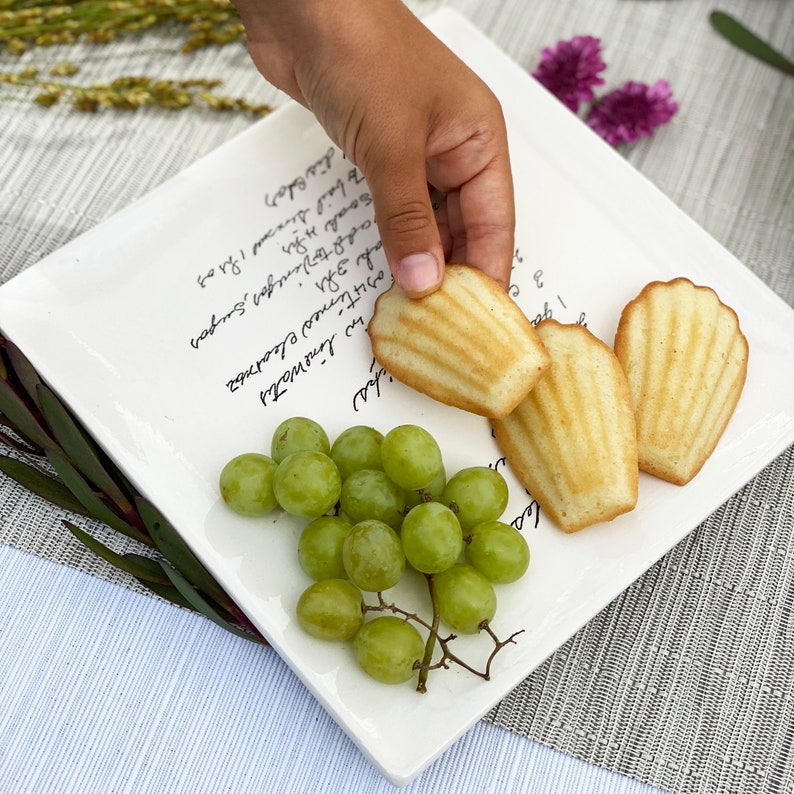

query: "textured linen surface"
left=0, top=542, right=662, bottom=794
left=1, top=1, right=792, bottom=793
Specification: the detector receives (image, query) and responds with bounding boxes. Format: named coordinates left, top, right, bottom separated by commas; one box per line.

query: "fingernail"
left=397, top=253, right=442, bottom=296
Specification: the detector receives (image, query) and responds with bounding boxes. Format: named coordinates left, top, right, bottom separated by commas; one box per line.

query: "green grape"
left=434, top=563, right=497, bottom=634
left=296, top=578, right=364, bottom=641
left=465, top=520, right=530, bottom=584
left=271, top=416, right=330, bottom=463
left=400, top=502, right=463, bottom=574
left=298, top=516, right=353, bottom=580
left=380, top=424, right=444, bottom=491
left=330, top=425, right=384, bottom=480
left=339, top=468, right=407, bottom=529
left=404, top=467, right=447, bottom=509
left=219, top=452, right=278, bottom=516
left=273, top=451, right=341, bottom=517
left=342, top=519, right=405, bottom=592
left=441, top=466, right=509, bottom=530
left=353, top=616, right=424, bottom=684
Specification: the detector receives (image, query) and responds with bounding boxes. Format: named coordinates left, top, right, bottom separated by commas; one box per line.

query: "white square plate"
left=1, top=10, right=793, bottom=786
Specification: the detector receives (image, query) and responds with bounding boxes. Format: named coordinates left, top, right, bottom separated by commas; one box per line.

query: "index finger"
left=448, top=148, right=515, bottom=290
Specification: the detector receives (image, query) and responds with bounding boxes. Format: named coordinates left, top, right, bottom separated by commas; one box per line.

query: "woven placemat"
left=2, top=1, right=792, bottom=792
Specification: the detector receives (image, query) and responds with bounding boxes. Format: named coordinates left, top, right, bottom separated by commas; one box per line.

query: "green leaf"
left=37, top=382, right=136, bottom=519
left=0, top=377, right=52, bottom=450
left=123, top=553, right=172, bottom=585
left=0, top=454, right=91, bottom=517
left=133, top=577, right=195, bottom=611
left=710, top=11, right=794, bottom=76
left=136, top=497, right=236, bottom=612
left=0, top=423, right=45, bottom=454
left=4, top=338, right=44, bottom=409
left=63, top=519, right=157, bottom=579
left=159, top=561, right=263, bottom=643
left=46, top=447, right=151, bottom=546
left=63, top=522, right=194, bottom=611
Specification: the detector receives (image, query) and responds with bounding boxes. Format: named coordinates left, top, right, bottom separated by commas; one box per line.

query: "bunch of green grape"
left=219, top=416, right=530, bottom=688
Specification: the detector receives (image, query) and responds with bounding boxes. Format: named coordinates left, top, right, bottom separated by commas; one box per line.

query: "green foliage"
left=710, top=11, right=794, bottom=76
left=0, top=0, right=273, bottom=115
left=0, top=0, right=244, bottom=55
left=0, top=335, right=265, bottom=644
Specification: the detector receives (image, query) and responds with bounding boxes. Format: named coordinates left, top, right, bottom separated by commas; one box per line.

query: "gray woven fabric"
left=1, top=1, right=792, bottom=792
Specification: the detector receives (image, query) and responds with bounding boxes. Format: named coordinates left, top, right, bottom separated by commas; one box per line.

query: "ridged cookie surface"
left=614, top=277, right=748, bottom=485
left=367, top=264, right=551, bottom=419
left=492, top=320, right=638, bottom=533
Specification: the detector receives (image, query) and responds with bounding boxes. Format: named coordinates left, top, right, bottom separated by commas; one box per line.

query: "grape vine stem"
left=364, top=592, right=524, bottom=692
left=416, top=574, right=440, bottom=693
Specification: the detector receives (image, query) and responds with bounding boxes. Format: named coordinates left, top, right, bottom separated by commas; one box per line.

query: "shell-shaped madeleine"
left=492, top=320, right=638, bottom=533
left=367, top=264, right=551, bottom=419
left=614, top=277, right=749, bottom=485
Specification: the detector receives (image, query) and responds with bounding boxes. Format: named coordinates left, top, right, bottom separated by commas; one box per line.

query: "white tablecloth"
left=0, top=543, right=662, bottom=793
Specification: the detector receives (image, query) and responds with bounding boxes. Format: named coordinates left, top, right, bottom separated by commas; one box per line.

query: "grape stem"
left=416, top=574, right=440, bottom=693
left=364, top=592, right=524, bottom=691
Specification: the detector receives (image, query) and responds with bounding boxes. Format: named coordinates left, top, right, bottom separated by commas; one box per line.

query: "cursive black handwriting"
left=316, top=177, right=346, bottom=216
left=302, top=270, right=385, bottom=338
left=323, top=193, right=372, bottom=233
left=196, top=249, right=246, bottom=289
left=281, top=227, right=318, bottom=256
left=259, top=334, right=338, bottom=406
left=251, top=254, right=319, bottom=305
left=356, top=240, right=384, bottom=271
left=511, top=500, right=541, bottom=531
left=252, top=207, right=312, bottom=257
left=531, top=301, right=553, bottom=325
left=190, top=298, right=246, bottom=349
left=264, top=176, right=307, bottom=208
left=305, top=147, right=335, bottom=179
left=225, top=330, right=299, bottom=393
left=352, top=358, right=393, bottom=412
left=315, top=261, right=349, bottom=294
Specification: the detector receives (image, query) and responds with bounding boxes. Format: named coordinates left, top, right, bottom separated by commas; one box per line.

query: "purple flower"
left=586, top=79, right=679, bottom=146
left=532, top=35, right=606, bottom=112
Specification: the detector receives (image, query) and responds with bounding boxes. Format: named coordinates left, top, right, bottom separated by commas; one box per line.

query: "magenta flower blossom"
left=586, top=79, right=679, bottom=145
left=532, top=35, right=606, bottom=112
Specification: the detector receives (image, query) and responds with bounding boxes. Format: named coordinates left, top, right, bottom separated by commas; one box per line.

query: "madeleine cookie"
left=367, top=264, right=551, bottom=419
left=492, top=320, right=638, bottom=533
left=614, top=277, right=748, bottom=485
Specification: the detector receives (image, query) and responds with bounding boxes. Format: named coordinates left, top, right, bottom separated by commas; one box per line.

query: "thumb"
left=364, top=153, right=445, bottom=298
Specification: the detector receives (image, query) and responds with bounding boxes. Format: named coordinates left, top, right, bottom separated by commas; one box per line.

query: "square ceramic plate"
left=1, top=9, right=793, bottom=787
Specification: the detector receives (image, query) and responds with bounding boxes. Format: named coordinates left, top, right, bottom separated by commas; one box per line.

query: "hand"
left=231, top=0, right=515, bottom=297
